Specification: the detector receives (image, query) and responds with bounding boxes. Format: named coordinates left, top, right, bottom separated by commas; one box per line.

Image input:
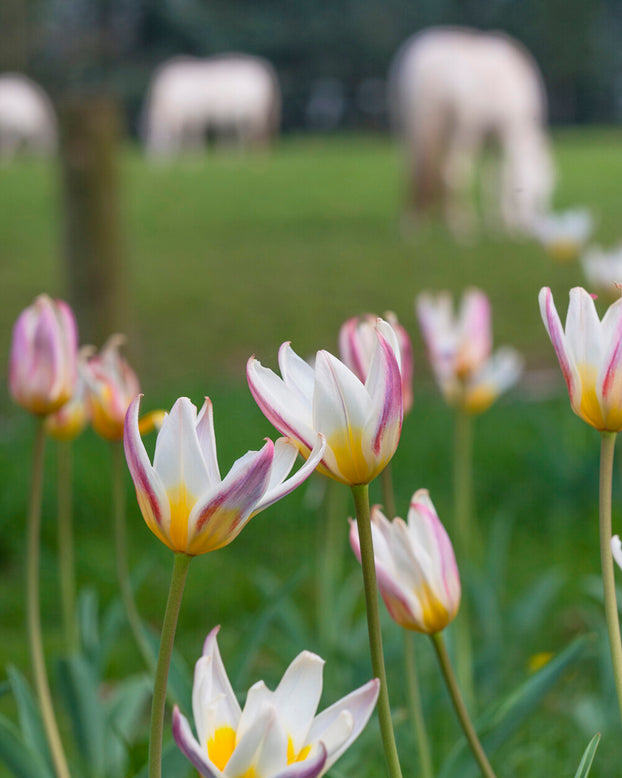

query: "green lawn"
left=1, top=131, right=622, bottom=776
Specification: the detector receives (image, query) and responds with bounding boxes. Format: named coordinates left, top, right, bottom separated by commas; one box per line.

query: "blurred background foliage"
left=3, top=0, right=622, bottom=130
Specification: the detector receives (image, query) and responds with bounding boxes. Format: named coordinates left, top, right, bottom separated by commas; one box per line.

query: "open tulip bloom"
left=9, top=294, right=78, bottom=417
left=124, top=395, right=326, bottom=555
left=416, top=289, right=523, bottom=414
left=349, top=489, right=461, bottom=635
left=173, top=626, right=380, bottom=778
left=247, top=319, right=402, bottom=486
left=539, top=286, right=622, bottom=432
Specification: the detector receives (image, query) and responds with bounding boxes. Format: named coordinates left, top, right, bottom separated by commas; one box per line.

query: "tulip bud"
left=350, top=490, right=461, bottom=634
left=84, top=334, right=140, bottom=441
left=9, top=294, right=78, bottom=416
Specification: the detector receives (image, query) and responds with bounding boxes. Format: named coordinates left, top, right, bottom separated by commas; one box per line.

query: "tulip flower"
left=416, top=288, right=523, bottom=414
left=173, top=626, right=380, bottom=778
left=532, top=208, right=593, bottom=262
left=581, top=244, right=622, bottom=300
left=539, top=286, right=622, bottom=432
left=612, top=536, right=622, bottom=571
left=44, top=346, right=93, bottom=440
left=247, top=319, right=402, bottom=486
left=84, top=334, right=140, bottom=441
left=350, top=489, right=460, bottom=634
left=339, top=311, right=414, bottom=414
left=9, top=294, right=78, bottom=416
left=124, top=395, right=326, bottom=556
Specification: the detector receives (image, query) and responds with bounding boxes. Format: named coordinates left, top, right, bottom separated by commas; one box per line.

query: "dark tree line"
left=2, top=0, right=622, bottom=130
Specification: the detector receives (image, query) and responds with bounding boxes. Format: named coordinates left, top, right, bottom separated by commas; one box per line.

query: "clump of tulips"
left=4, top=283, right=616, bottom=778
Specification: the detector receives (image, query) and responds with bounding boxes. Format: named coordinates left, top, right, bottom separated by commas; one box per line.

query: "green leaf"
left=439, top=635, right=588, bottom=778
left=103, top=674, right=152, bottom=777
left=6, top=666, right=54, bottom=776
left=0, top=714, right=54, bottom=778
left=56, top=655, right=106, bottom=777
left=573, top=733, right=600, bottom=778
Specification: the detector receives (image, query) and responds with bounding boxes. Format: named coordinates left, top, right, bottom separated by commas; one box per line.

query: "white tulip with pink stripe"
left=124, top=395, right=326, bottom=556
left=539, top=286, right=622, bottom=432
left=350, top=489, right=461, bottom=634
left=9, top=294, right=78, bottom=416
left=247, top=319, right=402, bottom=486
left=173, top=626, right=379, bottom=778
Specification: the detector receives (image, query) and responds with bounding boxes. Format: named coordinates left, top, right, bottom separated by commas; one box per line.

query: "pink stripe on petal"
left=123, top=395, right=168, bottom=531
left=367, top=333, right=402, bottom=457
left=247, top=357, right=317, bottom=454
left=172, top=707, right=218, bottom=778
left=188, top=440, right=275, bottom=552
left=539, top=287, right=576, bottom=397
left=254, top=434, right=326, bottom=513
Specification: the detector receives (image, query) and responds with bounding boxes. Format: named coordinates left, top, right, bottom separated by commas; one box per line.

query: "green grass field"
left=1, top=130, right=622, bottom=776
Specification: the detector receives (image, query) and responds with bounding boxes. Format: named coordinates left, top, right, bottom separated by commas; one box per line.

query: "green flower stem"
left=453, top=407, right=475, bottom=709
left=404, top=631, right=434, bottom=778
left=57, top=440, right=78, bottom=653
left=317, top=479, right=347, bottom=650
left=380, top=464, right=396, bottom=520
left=27, top=420, right=72, bottom=778
left=351, top=483, right=403, bottom=778
left=430, top=632, right=496, bottom=778
left=148, top=552, right=191, bottom=778
left=111, top=441, right=156, bottom=671
left=599, top=431, right=622, bottom=722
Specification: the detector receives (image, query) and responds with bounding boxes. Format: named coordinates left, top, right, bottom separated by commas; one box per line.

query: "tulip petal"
left=247, top=356, right=317, bottom=452
left=186, top=441, right=275, bottom=555
left=612, top=535, right=622, bottom=571
left=253, top=434, right=326, bottom=514
left=193, top=627, right=241, bottom=748
left=539, top=287, right=579, bottom=400
left=278, top=342, right=315, bottom=405
left=269, top=651, right=324, bottom=751
left=307, top=679, right=380, bottom=769
left=123, top=395, right=171, bottom=546
left=196, top=398, right=222, bottom=486
left=275, top=743, right=327, bottom=778
left=224, top=704, right=286, bottom=778
left=362, top=330, right=402, bottom=465
left=153, top=397, right=211, bottom=497
left=172, top=706, right=221, bottom=778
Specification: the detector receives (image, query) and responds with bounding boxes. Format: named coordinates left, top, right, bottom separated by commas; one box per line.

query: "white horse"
left=0, top=74, right=57, bottom=162
left=389, top=28, right=555, bottom=238
left=143, top=55, right=281, bottom=158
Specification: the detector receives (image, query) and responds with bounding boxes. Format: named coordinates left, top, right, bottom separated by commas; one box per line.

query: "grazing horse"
left=143, top=55, right=281, bottom=158
left=389, top=28, right=555, bottom=238
left=0, top=74, right=57, bottom=162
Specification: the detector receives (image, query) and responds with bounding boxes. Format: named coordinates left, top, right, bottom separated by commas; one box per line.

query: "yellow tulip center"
left=287, top=737, right=311, bottom=764
left=547, top=240, right=580, bottom=263
left=418, top=582, right=451, bottom=634
left=462, top=384, right=496, bottom=415
left=327, top=425, right=376, bottom=485
left=167, top=483, right=197, bottom=552
left=208, top=726, right=236, bottom=771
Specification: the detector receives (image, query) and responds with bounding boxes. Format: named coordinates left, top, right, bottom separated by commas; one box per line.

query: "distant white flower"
left=581, top=244, right=622, bottom=299
left=532, top=208, right=593, bottom=262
